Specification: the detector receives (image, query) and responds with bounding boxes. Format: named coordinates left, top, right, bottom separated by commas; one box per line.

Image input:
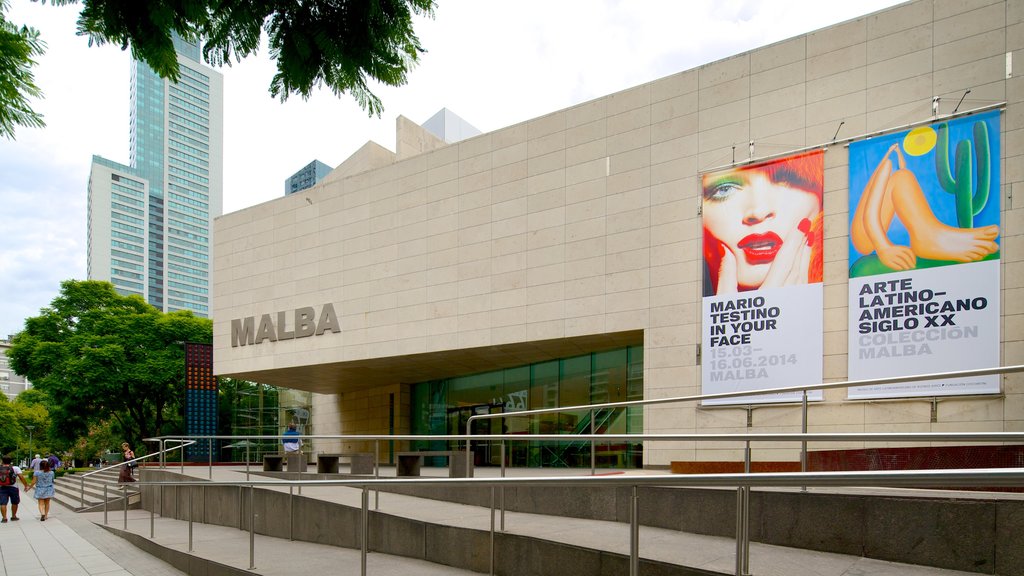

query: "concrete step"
left=54, top=471, right=142, bottom=512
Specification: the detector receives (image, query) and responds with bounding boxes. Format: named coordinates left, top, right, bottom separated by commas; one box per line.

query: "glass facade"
left=120, top=35, right=214, bottom=317
left=411, top=346, right=644, bottom=468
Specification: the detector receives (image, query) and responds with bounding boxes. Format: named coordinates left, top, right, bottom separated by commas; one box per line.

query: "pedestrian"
left=281, top=423, right=302, bottom=453
left=29, top=454, right=43, bottom=474
left=0, top=455, right=28, bottom=523
left=27, top=459, right=54, bottom=520
left=119, top=442, right=137, bottom=483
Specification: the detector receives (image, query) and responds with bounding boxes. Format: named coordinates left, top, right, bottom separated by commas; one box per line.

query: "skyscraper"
left=88, top=35, right=223, bottom=317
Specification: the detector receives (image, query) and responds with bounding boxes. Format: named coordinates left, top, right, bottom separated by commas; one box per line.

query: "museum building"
left=213, top=0, right=1023, bottom=470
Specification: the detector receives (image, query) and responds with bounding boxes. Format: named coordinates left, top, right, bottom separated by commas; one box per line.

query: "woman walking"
left=28, top=459, right=54, bottom=520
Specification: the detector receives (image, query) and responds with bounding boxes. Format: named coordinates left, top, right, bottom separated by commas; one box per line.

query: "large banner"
left=847, top=111, right=1001, bottom=399
left=701, top=151, right=825, bottom=405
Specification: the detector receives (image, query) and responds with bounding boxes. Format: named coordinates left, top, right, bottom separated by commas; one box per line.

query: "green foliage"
left=49, top=0, right=434, bottom=116
left=0, top=0, right=46, bottom=138
left=7, top=280, right=212, bottom=448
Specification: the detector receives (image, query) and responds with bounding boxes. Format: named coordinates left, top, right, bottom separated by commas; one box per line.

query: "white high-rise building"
left=88, top=35, right=223, bottom=317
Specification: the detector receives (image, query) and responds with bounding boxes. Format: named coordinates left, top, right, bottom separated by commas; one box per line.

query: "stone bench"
left=396, top=450, right=472, bottom=478
left=263, top=453, right=306, bottom=472
left=316, top=453, right=374, bottom=475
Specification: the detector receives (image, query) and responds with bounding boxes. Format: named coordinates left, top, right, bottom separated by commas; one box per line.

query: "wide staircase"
left=54, top=467, right=142, bottom=512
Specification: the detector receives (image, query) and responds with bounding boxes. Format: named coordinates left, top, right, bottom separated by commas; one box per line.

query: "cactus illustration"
left=935, top=120, right=990, bottom=228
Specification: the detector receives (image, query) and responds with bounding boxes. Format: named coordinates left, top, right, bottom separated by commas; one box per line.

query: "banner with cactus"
left=846, top=111, right=1000, bottom=399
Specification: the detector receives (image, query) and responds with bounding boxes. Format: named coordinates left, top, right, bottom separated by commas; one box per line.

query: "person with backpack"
left=27, top=459, right=54, bottom=520
left=0, top=455, right=28, bottom=523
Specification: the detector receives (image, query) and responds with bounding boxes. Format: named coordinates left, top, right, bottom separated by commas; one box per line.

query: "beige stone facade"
left=214, top=0, right=1023, bottom=467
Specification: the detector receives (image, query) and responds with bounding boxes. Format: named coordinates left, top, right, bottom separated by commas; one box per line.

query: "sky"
left=0, top=0, right=905, bottom=338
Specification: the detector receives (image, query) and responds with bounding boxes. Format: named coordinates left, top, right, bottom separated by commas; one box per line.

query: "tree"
left=6, top=280, right=212, bottom=448
left=0, top=0, right=435, bottom=138
left=0, top=0, right=46, bottom=138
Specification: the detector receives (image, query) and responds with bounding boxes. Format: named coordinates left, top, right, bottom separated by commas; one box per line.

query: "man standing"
left=29, top=454, right=42, bottom=474
left=281, top=423, right=302, bottom=453
left=0, top=456, right=28, bottom=522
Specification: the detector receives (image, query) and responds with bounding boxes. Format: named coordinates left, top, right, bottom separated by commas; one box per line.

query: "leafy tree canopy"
left=7, top=280, right=212, bottom=448
left=0, top=0, right=435, bottom=138
left=0, top=0, right=46, bottom=138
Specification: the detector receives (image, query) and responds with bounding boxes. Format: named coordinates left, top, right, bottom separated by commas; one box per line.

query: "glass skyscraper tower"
left=88, top=36, right=223, bottom=317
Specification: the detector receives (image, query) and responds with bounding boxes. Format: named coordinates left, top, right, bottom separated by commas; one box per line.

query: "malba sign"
left=231, top=304, right=340, bottom=347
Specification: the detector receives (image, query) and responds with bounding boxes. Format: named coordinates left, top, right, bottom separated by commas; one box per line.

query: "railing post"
left=466, top=419, right=473, bottom=478
left=801, top=390, right=809, bottom=472
left=490, top=486, right=496, bottom=576
left=160, top=439, right=165, bottom=469
left=237, top=486, right=243, bottom=531
left=122, top=484, right=128, bottom=530
left=248, top=485, right=255, bottom=570
left=208, top=438, right=213, bottom=480
left=150, top=491, right=155, bottom=539
left=590, top=408, right=596, bottom=475
left=188, top=486, right=193, bottom=552
left=80, top=476, right=85, bottom=509
left=103, top=483, right=108, bottom=525
left=500, top=442, right=506, bottom=532
left=735, top=487, right=744, bottom=576
left=245, top=443, right=250, bottom=481
left=630, top=485, right=640, bottom=576
left=374, top=440, right=380, bottom=510
left=289, top=485, right=294, bottom=541
left=361, top=486, right=369, bottom=576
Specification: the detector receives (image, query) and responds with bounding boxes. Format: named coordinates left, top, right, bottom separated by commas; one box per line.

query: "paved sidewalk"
left=0, top=491, right=186, bottom=576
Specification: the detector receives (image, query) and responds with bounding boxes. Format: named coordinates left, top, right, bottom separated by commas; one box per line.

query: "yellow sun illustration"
left=903, top=127, right=937, bottom=156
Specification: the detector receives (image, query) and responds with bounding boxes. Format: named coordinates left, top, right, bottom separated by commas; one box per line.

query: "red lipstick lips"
left=738, top=231, right=783, bottom=264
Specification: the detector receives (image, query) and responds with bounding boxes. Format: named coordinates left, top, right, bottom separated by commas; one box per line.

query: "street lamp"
left=25, top=425, right=34, bottom=467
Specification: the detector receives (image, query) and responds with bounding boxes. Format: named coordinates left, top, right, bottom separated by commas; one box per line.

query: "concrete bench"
left=396, top=450, right=472, bottom=478
left=263, top=453, right=306, bottom=472
left=316, top=453, right=374, bottom=475
left=263, top=454, right=284, bottom=472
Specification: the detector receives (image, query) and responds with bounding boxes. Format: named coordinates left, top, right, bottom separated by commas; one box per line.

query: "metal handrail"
left=464, top=363, right=1024, bottom=475
left=78, top=439, right=195, bottom=508
left=129, top=466, right=1024, bottom=576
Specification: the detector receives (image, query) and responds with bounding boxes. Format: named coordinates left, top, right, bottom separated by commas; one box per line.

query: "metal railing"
left=126, top=464, right=1024, bottom=576
left=78, top=439, right=195, bottom=507
left=465, top=364, right=1024, bottom=476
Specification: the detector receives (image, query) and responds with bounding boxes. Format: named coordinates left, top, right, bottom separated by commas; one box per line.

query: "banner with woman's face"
left=702, top=151, right=824, bottom=297
left=700, top=150, right=824, bottom=406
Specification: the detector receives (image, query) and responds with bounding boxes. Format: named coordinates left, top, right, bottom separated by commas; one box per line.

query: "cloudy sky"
left=0, top=0, right=904, bottom=338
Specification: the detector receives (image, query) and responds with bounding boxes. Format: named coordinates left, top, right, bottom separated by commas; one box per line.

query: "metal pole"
left=289, top=485, right=294, bottom=541
left=248, top=485, right=255, bottom=570
left=490, top=486, right=496, bottom=576
left=188, top=486, right=193, bottom=552
left=208, top=438, right=213, bottom=480
left=500, top=442, right=506, bottom=531
left=801, top=390, right=809, bottom=472
left=742, top=486, right=751, bottom=576
left=590, top=408, right=596, bottom=475
left=103, top=483, right=108, bottom=525
left=159, top=439, right=165, bottom=468
left=375, top=440, right=380, bottom=510
left=123, top=485, right=128, bottom=530
left=735, top=487, right=744, bottom=576
left=466, top=420, right=473, bottom=478
left=743, top=441, right=751, bottom=575
left=180, top=437, right=184, bottom=474
left=150, top=494, right=155, bottom=539
left=361, top=487, right=369, bottom=576
left=245, top=443, right=251, bottom=481
left=630, top=485, right=639, bottom=576
left=80, top=476, right=85, bottom=509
